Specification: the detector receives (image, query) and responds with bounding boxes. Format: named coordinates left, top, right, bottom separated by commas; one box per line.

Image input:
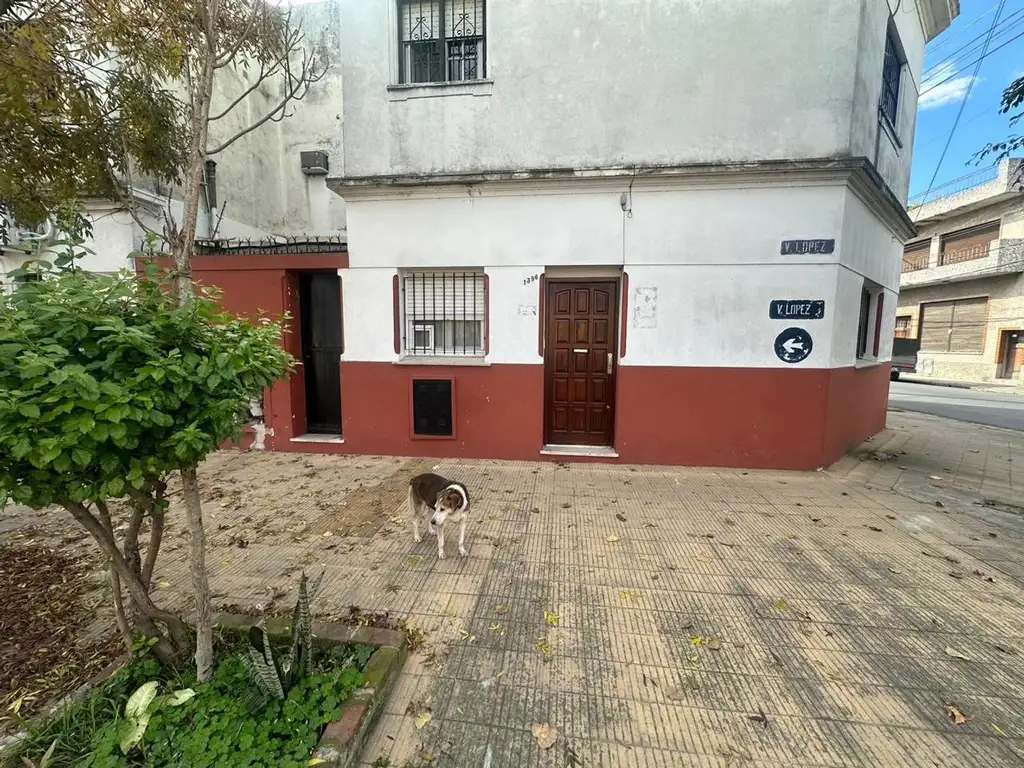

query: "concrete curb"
left=897, top=376, right=971, bottom=390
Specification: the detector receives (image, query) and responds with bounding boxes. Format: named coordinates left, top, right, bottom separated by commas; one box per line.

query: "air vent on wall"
left=412, top=379, right=453, bottom=437
left=300, top=150, right=329, bottom=176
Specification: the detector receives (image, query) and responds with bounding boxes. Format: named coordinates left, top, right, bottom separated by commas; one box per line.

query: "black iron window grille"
left=880, top=28, right=902, bottom=128
left=402, top=270, right=485, bottom=356
left=399, top=0, right=485, bottom=84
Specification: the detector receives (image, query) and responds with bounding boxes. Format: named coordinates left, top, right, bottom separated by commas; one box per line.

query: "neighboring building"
left=1, top=0, right=345, bottom=292
left=899, top=158, right=1024, bottom=383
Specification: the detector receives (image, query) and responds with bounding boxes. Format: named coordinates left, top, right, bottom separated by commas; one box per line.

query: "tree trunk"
left=170, top=12, right=220, bottom=682
left=109, top=565, right=134, bottom=651
left=63, top=500, right=188, bottom=660
left=142, top=509, right=164, bottom=591
left=181, top=464, right=213, bottom=682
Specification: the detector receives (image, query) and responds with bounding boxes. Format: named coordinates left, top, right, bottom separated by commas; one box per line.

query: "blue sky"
left=909, top=0, right=1024, bottom=197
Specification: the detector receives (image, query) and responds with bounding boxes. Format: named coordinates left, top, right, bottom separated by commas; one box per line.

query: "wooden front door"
left=544, top=280, right=618, bottom=446
left=1001, top=331, right=1022, bottom=379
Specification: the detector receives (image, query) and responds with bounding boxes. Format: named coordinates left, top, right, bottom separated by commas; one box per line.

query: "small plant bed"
left=4, top=576, right=406, bottom=768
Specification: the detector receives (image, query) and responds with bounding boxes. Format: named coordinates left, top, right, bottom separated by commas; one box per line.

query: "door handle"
left=606, top=352, right=613, bottom=375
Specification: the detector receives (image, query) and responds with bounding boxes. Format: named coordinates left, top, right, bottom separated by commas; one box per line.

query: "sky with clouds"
left=910, top=0, right=1024, bottom=198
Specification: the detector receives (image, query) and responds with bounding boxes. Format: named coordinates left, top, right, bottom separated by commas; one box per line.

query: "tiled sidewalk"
left=134, top=411, right=1024, bottom=767
left=4, top=411, right=1023, bottom=766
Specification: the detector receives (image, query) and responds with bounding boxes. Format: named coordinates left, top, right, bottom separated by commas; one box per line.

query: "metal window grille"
left=894, top=316, right=911, bottom=338
left=880, top=30, right=902, bottom=127
left=402, top=270, right=485, bottom=356
left=399, top=0, right=485, bottom=84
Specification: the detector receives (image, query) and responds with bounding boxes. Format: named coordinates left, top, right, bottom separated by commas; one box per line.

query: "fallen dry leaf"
left=945, top=646, right=971, bottom=661
left=543, top=610, right=559, bottom=627
left=531, top=723, right=557, bottom=749
left=747, top=707, right=769, bottom=728
left=414, top=711, right=432, bottom=729
left=772, top=598, right=788, bottom=611
left=494, top=604, right=508, bottom=615
left=605, top=534, right=620, bottom=543
left=945, top=702, right=968, bottom=725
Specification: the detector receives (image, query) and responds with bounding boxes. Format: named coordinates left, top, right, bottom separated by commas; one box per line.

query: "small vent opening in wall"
left=412, top=379, right=453, bottom=437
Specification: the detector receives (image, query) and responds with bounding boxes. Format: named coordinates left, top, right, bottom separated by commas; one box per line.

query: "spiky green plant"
left=241, top=571, right=325, bottom=699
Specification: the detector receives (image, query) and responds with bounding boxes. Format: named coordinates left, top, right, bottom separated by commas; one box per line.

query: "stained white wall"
left=848, top=0, right=930, bottom=203
left=139, top=0, right=346, bottom=238
left=339, top=0, right=950, bottom=200
left=341, top=178, right=901, bottom=369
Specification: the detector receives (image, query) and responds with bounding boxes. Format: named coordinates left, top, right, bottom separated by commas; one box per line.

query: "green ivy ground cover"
left=4, top=643, right=375, bottom=768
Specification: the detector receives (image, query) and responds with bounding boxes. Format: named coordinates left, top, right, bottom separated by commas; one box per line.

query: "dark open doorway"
left=298, top=272, right=342, bottom=434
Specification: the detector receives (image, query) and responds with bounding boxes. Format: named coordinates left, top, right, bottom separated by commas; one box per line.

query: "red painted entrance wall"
left=183, top=250, right=348, bottom=449
left=164, top=251, right=890, bottom=469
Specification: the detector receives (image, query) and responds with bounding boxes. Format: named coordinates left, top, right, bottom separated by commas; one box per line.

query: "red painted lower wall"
left=262, top=361, right=888, bottom=470
left=339, top=363, right=545, bottom=460
left=614, top=366, right=832, bottom=469
left=821, top=363, right=891, bottom=464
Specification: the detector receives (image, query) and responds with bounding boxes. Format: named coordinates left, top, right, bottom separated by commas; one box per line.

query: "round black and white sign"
left=774, top=327, right=813, bottom=364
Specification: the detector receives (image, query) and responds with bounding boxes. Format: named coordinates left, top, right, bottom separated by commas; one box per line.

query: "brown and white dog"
left=408, top=472, right=471, bottom=559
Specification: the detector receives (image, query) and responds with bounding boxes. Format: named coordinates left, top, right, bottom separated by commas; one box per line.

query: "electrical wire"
left=922, top=7, right=1024, bottom=79
left=919, top=24, right=1024, bottom=98
left=925, top=1, right=1001, bottom=57
left=913, top=0, right=1008, bottom=222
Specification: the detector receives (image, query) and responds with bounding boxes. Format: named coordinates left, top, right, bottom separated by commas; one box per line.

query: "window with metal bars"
left=880, top=27, right=903, bottom=128
left=894, top=315, right=912, bottom=339
left=402, top=270, right=486, bottom=356
left=398, top=0, right=485, bottom=84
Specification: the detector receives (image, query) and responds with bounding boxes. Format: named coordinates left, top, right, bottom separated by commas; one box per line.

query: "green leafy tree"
left=977, top=75, right=1024, bottom=163
left=0, top=267, right=293, bottom=663
left=3, top=0, right=325, bottom=681
left=0, top=0, right=185, bottom=230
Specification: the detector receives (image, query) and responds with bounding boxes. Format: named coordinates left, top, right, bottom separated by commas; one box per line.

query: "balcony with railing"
left=900, top=240, right=1024, bottom=287
left=907, top=158, right=1022, bottom=222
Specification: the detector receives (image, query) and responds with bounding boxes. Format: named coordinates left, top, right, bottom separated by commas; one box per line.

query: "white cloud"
left=919, top=61, right=979, bottom=111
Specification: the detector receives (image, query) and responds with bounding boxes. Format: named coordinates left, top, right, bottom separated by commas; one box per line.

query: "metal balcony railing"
left=938, top=243, right=992, bottom=266
left=907, top=164, right=1000, bottom=207
left=901, top=253, right=929, bottom=273
left=901, top=242, right=1024, bottom=278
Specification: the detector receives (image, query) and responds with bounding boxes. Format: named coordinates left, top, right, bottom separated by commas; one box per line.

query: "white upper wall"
left=341, top=175, right=903, bottom=369
left=339, top=0, right=951, bottom=197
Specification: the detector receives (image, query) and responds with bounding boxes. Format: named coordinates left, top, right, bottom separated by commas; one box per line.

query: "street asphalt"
left=888, top=380, right=1024, bottom=432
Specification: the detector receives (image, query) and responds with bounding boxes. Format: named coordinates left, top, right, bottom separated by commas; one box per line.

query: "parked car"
left=891, top=337, right=919, bottom=381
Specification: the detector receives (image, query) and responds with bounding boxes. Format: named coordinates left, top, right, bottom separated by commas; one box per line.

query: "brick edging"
left=215, top=613, right=408, bottom=768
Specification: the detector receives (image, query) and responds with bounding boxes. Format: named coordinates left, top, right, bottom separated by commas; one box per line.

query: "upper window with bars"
left=402, top=270, right=486, bottom=357
left=398, top=0, right=486, bottom=84
left=880, top=27, right=903, bottom=129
